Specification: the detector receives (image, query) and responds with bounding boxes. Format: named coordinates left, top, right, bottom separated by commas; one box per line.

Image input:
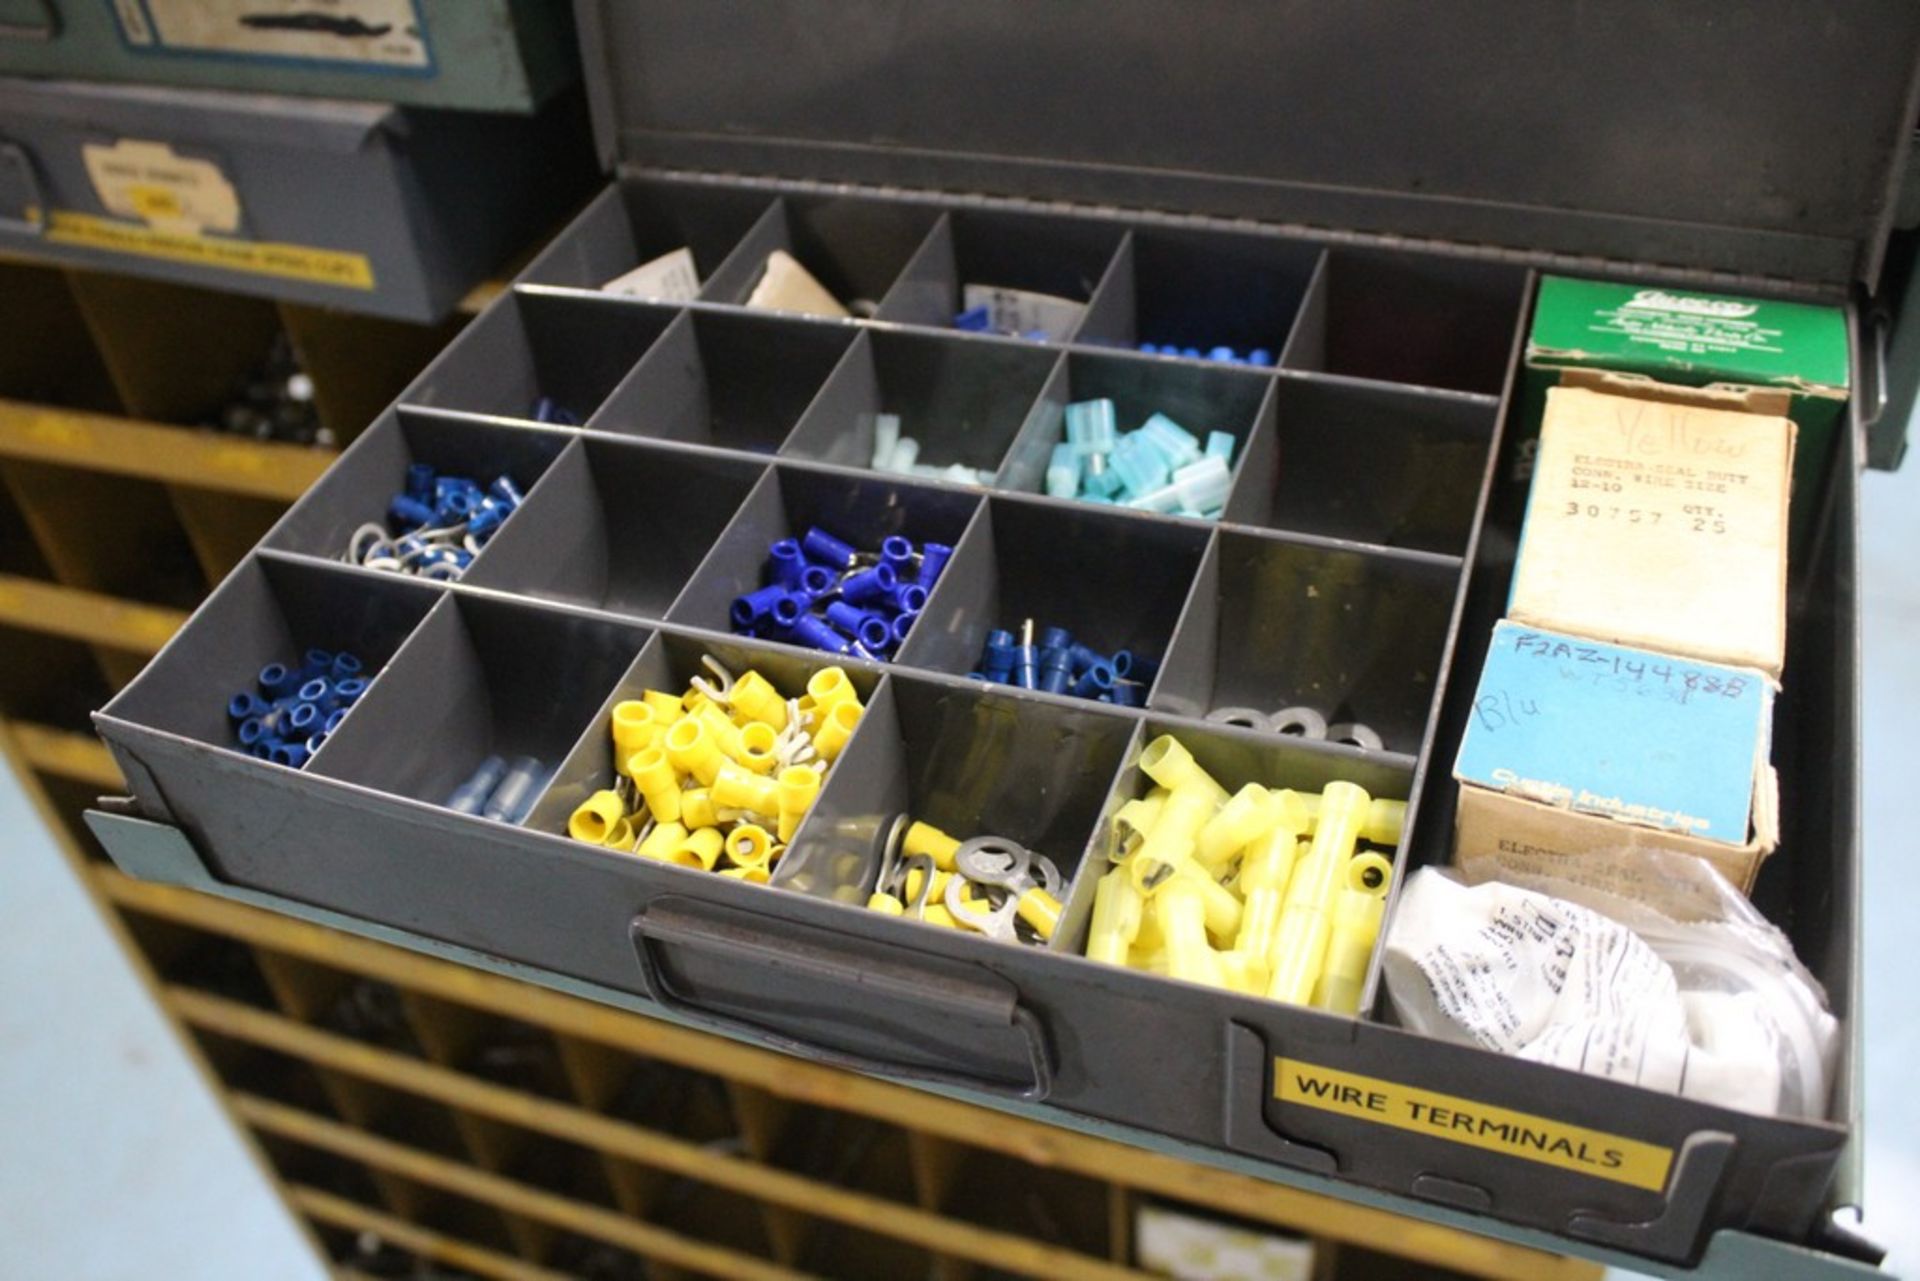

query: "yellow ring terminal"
left=1232, top=827, right=1306, bottom=957
left=679, top=787, right=720, bottom=830
left=610, top=701, right=659, bottom=757
left=737, top=721, right=780, bottom=774
left=712, top=761, right=781, bottom=818
left=812, top=699, right=861, bottom=762
left=776, top=765, right=821, bottom=842
left=636, top=820, right=688, bottom=862
left=805, top=666, right=859, bottom=722
left=1158, top=878, right=1227, bottom=989
left=1087, top=866, right=1146, bottom=965
left=867, top=891, right=905, bottom=915
left=728, top=670, right=789, bottom=730
left=664, top=715, right=723, bottom=786
left=627, top=748, right=682, bottom=824
left=600, top=816, right=637, bottom=852
left=724, top=824, right=775, bottom=870
left=903, top=821, right=960, bottom=871
left=696, top=703, right=760, bottom=770
left=1313, top=884, right=1389, bottom=1016
left=1196, top=782, right=1273, bottom=873
left=1138, top=734, right=1228, bottom=804
left=640, top=689, right=683, bottom=720
left=672, top=827, right=725, bottom=871
left=1267, top=780, right=1369, bottom=1006
left=921, top=904, right=962, bottom=929
left=723, top=865, right=771, bottom=884
left=567, top=789, right=625, bottom=844
left=1109, top=795, right=1165, bottom=862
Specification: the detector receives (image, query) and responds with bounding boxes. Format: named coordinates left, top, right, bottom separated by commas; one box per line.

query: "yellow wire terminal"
left=1159, top=878, right=1226, bottom=989
left=680, top=787, right=719, bottom=830
left=664, top=715, right=723, bottom=786
left=567, top=789, right=625, bottom=844
left=723, top=865, right=771, bottom=884
left=600, top=816, right=637, bottom=852
left=671, top=827, right=725, bottom=871
left=712, top=761, right=780, bottom=819
left=776, top=765, right=820, bottom=842
left=736, top=721, right=780, bottom=773
left=805, top=666, right=859, bottom=722
left=867, top=891, right=905, bottom=915
left=724, top=823, right=775, bottom=870
left=903, top=820, right=960, bottom=871
left=1087, top=867, right=1146, bottom=965
left=627, top=748, right=681, bottom=824
left=1109, top=795, right=1165, bottom=862
left=811, top=699, right=861, bottom=761
left=1312, top=855, right=1392, bottom=1016
left=640, top=689, right=683, bottom=720
left=1267, top=780, right=1369, bottom=1005
left=636, top=820, right=688, bottom=862
left=610, top=701, right=659, bottom=757
left=1196, top=782, right=1272, bottom=873
left=1138, top=734, right=1228, bottom=804
left=728, top=670, right=789, bottom=730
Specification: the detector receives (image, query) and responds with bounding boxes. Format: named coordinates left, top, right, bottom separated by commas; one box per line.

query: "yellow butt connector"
left=664, top=715, right=723, bottom=786
left=640, top=689, right=683, bottom=721
left=724, top=824, right=775, bottom=870
left=867, top=891, right=905, bottom=915
left=776, top=765, right=820, bottom=842
left=671, top=827, right=725, bottom=871
left=628, top=748, right=681, bottom=824
left=1312, top=864, right=1392, bottom=1016
left=636, top=820, right=688, bottom=862
left=728, top=670, right=789, bottom=730
left=1232, top=826, right=1305, bottom=957
left=723, top=866, right=771, bottom=884
left=903, top=821, right=960, bottom=871
left=680, top=787, right=719, bottom=830
left=1158, top=878, right=1226, bottom=990
left=1267, top=780, right=1369, bottom=1006
left=805, top=666, right=859, bottom=723
left=1138, top=734, right=1228, bottom=805
left=1087, top=867, right=1146, bottom=965
left=567, top=789, right=625, bottom=844
left=812, top=699, right=861, bottom=762
left=712, top=761, right=780, bottom=819
left=1195, top=782, right=1272, bottom=873
left=601, top=816, right=638, bottom=852
left=1109, top=795, right=1165, bottom=862
left=610, top=701, right=659, bottom=757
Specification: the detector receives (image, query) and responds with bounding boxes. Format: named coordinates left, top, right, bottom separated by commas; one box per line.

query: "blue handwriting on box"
left=1453, top=621, right=1771, bottom=843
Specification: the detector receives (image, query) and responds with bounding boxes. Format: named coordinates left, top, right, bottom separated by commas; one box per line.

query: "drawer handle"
left=630, top=897, right=1054, bottom=1101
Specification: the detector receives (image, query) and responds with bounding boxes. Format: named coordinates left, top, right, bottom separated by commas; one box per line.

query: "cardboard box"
left=1520, top=275, right=1847, bottom=559
left=1509, top=386, right=1793, bottom=676
left=1453, top=622, right=1777, bottom=895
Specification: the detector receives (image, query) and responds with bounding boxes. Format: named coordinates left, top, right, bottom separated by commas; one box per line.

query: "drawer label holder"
left=45, top=210, right=375, bottom=291
left=1274, top=1057, right=1675, bottom=1192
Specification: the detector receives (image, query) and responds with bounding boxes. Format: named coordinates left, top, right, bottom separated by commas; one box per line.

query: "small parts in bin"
left=343, top=466, right=525, bottom=582
left=868, top=412, right=989, bottom=486
left=1204, top=705, right=1386, bottom=751
left=227, top=647, right=368, bottom=768
left=565, top=657, right=863, bottom=879
left=1086, top=734, right=1401, bottom=1015
left=866, top=818, right=1062, bottom=948
left=731, top=528, right=951, bottom=661
left=1137, top=342, right=1274, bottom=368
left=971, top=620, right=1155, bottom=705
left=1048, top=399, right=1233, bottom=520
left=446, top=754, right=548, bottom=824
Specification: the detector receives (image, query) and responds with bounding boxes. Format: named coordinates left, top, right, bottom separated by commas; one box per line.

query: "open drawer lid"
left=576, top=1, right=1920, bottom=294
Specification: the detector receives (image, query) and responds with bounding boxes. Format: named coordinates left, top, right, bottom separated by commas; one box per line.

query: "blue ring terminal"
left=889, top=613, right=917, bottom=647
left=915, top=542, right=953, bottom=588
left=288, top=702, right=321, bottom=732
left=731, top=583, right=791, bottom=631
left=768, top=538, right=808, bottom=588
left=489, top=476, right=524, bottom=508
left=789, top=614, right=853, bottom=655
left=769, top=593, right=807, bottom=633
left=466, top=501, right=507, bottom=540
left=1071, top=661, right=1116, bottom=699
left=797, top=564, right=837, bottom=600
left=840, top=562, right=897, bottom=606
left=857, top=617, right=894, bottom=652
left=330, top=653, right=362, bottom=681
left=324, top=708, right=348, bottom=733
left=405, top=463, right=436, bottom=502
left=228, top=692, right=269, bottom=723
left=880, top=535, right=915, bottom=570
left=801, top=526, right=858, bottom=569
left=258, top=662, right=297, bottom=698
left=889, top=583, right=929, bottom=615
left=237, top=717, right=268, bottom=747
left=1110, top=679, right=1144, bottom=708
left=824, top=601, right=881, bottom=637
left=334, top=677, right=368, bottom=706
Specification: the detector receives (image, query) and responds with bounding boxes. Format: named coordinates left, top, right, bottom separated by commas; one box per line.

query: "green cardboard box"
left=1520, top=276, right=1848, bottom=560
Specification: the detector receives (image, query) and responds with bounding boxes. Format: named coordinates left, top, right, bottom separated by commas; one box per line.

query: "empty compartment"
left=589, top=309, right=855, bottom=452
left=877, top=210, right=1124, bottom=338
left=702, top=194, right=943, bottom=317
left=780, top=676, right=1134, bottom=921
left=264, top=408, right=569, bottom=573
left=1079, top=229, right=1321, bottom=365
left=1001, top=349, right=1274, bottom=510
left=311, top=593, right=649, bottom=818
left=780, top=328, right=1060, bottom=483
left=899, top=496, right=1209, bottom=702
left=406, top=291, right=677, bottom=425
left=1151, top=530, right=1458, bottom=753
left=669, top=466, right=980, bottom=659
left=1282, top=249, right=1526, bottom=394
left=519, top=179, right=773, bottom=295
left=464, top=437, right=765, bottom=620
left=100, top=555, right=438, bottom=763
left=1224, top=376, right=1498, bottom=555
left=524, top=628, right=882, bottom=854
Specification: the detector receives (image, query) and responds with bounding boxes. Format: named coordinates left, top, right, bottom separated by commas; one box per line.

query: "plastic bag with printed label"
left=1382, top=849, right=1837, bottom=1119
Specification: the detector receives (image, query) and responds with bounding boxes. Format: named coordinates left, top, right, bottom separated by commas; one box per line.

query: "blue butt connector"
left=839, top=562, right=897, bottom=606
left=446, top=755, right=508, bottom=816
left=769, top=538, right=809, bottom=588
left=880, top=535, right=915, bottom=571
left=801, top=526, right=858, bottom=569
left=732, top=584, right=791, bottom=631
left=1071, top=662, right=1116, bottom=699
left=789, top=614, right=853, bottom=656
left=916, top=542, right=953, bottom=588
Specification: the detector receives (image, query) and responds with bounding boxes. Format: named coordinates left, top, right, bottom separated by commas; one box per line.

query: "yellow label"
left=46, top=211, right=375, bottom=290
left=1274, top=1058, right=1674, bottom=1192
left=83, top=140, right=241, bottom=235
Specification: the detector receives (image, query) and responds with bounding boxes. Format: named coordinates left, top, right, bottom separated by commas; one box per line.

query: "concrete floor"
left=0, top=464, right=1915, bottom=1280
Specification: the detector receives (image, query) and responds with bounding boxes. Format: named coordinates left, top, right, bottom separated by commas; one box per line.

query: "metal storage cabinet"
left=86, top=3, right=1920, bottom=1276
left=0, top=0, right=577, bottom=113
left=0, top=77, right=595, bottom=321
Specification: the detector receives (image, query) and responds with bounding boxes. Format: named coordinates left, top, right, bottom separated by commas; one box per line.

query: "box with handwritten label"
left=1453, top=621, right=1776, bottom=895
left=1508, top=385, right=1794, bottom=677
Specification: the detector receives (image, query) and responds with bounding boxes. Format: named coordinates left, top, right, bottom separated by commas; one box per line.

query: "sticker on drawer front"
left=112, top=0, right=430, bottom=70
left=1273, top=1058, right=1674, bottom=1191
left=84, top=141, right=239, bottom=236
